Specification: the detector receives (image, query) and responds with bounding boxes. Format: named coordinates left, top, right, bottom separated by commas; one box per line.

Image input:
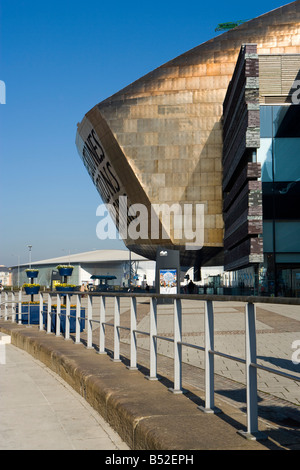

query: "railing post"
left=128, top=296, right=138, bottom=370
left=11, top=291, right=16, bottom=322
left=75, top=294, right=81, bottom=344
left=4, top=291, right=8, bottom=320
left=65, top=293, right=71, bottom=340
left=18, top=290, right=22, bottom=324
left=86, top=294, right=93, bottom=349
left=56, top=294, right=61, bottom=336
left=39, top=292, right=43, bottom=330
left=98, top=295, right=106, bottom=354
left=243, top=303, right=261, bottom=438
left=238, top=302, right=266, bottom=440
left=169, top=298, right=182, bottom=393
left=246, top=302, right=258, bottom=434
left=47, top=294, right=52, bottom=334
left=112, top=296, right=121, bottom=361
left=146, top=297, right=158, bottom=380
left=245, top=302, right=258, bottom=436
left=198, top=300, right=219, bottom=413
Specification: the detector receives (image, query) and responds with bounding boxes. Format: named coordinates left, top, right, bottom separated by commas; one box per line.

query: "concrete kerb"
left=0, top=320, right=282, bottom=450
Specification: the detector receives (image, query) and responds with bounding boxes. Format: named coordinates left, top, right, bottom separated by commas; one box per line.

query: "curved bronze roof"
left=76, top=1, right=300, bottom=266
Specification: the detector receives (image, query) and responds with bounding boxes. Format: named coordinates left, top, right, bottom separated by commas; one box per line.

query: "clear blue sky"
left=0, top=0, right=287, bottom=267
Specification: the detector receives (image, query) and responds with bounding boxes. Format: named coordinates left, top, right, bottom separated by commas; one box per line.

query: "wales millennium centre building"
left=76, top=1, right=300, bottom=297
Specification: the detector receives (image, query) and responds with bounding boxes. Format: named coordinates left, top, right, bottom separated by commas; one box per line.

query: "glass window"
left=273, top=106, right=288, bottom=136
left=274, top=105, right=300, bottom=138
left=275, top=221, right=300, bottom=252
left=260, top=106, right=273, bottom=138
left=263, top=221, right=274, bottom=252
left=274, top=138, right=300, bottom=182
left=276, top=254, right=300, bottom=263
left=257, top=138, right=273, bottom=182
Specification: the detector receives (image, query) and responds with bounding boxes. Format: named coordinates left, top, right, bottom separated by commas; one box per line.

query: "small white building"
left=0, top=265, right=12, bottom=286
left=10, top=249, right=155, bottom=289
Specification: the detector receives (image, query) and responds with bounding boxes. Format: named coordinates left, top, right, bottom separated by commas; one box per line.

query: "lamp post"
left=17, top=255, right=20, bottom=288
left=28, top=245, right=32, bottom=269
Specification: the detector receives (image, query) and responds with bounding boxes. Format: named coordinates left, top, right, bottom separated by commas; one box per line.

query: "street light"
left=28, top=245, right=32, bottom=269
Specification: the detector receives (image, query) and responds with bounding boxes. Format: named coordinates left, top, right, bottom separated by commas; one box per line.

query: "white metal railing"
left=1, top=289, right=300, bottom=440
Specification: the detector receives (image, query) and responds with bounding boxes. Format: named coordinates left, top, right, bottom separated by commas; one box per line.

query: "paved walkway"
left=0, top=341, right=129, bottom=450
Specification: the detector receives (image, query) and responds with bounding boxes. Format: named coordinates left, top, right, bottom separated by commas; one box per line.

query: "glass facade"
left=257, top=105, right=300, bottom=296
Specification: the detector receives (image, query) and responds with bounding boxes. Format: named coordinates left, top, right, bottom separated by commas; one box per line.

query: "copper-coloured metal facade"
left=76, top=1, right=300, bottom=268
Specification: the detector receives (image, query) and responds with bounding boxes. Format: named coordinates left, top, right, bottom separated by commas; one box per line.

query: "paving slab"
left=0, top=341, right=129, bottom=450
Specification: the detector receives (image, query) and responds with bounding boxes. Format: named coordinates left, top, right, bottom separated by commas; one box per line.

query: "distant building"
left=0, top=265, right=12, bottom=286
left=10, top=250, right=155, bottom=289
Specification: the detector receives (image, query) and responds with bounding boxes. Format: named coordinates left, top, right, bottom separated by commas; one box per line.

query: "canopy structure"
left=90, top=275, right=117, bottom=280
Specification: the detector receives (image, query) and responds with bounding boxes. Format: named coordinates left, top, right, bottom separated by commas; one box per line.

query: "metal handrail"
left=252, top=362, right=300, bottom=381
left=1, top=288, right=300, bottom=441
left=2, top=287, right=300, bottom=304
left=155, top=334, right=174, bottom=343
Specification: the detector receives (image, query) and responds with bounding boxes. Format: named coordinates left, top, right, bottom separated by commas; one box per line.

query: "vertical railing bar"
left=47, top=294, right=52, bottom=334
left=146, top=297, right=158, bottom=380
left=86, top=294, right=93, bottom=349
left=127, top=296, right=138, bottom=370
left=206, top=300, right=214, bottom=410
left=65, top=293, right=70, bottom=340
left=198, top=300, right=220, bottom=413
left=56, top=294, right=61, bottom=336
left=75, top=294, right=81, bottom=344
left=11, top=291, right=16, bottom=323
left=246, top=302, right=258, bottom=434
left=18, top=290, right=22, bottom=324
left=4, top=291, right=8, bottom=321
left=112, top=296, right=121, bottom=362
left=98, top=295, right=106, bottom=354
left=39, top=292, right=43, bottom=330
left=238, top=302, right=267, bottom=441
left=28, top=296, right=31, bottom=325
left=169, top=298, right=182, bottom=393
